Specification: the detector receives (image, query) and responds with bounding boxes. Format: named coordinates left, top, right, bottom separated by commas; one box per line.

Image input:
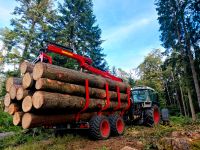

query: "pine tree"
left=54, top=0, right=108, bottom=70
left=2, top=0, right=56, bottom=60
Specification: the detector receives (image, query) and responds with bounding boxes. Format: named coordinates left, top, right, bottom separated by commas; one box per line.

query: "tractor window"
left=132, top=90, right=147, bottom=102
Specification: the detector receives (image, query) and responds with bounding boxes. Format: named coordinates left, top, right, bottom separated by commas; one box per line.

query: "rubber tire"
left=89, top=116, right=110, bottom=140
left=109, top=114, right=125, bottom=136
left=144, top=105, right=160, bottom=127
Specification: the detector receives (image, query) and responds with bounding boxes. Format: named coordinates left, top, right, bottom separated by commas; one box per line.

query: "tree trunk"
left=13, top=112, right=24, bottom=126
left=20, top=61, right=34, bottom=74
left=33, top=63, right=130, bottom=92
left=6, top=77, right=22, bottom=92
left=22, top=112, right=96, bottom=129
left=8, top=103, right=21, bottom=115
left=179, top=82, right=187, bottom=116
left=9, top=85, right=22, bottom=100
left=188, top=53, right=200, bottom=109
left=22, top=73, right=35, bottom=89
left=187, top=88, right=196, bottom=121
left=35, top=78, right=127, bottom=100
left=16, top=87, right=32, bottom=101
left=32, top=91, right=127, bottom=112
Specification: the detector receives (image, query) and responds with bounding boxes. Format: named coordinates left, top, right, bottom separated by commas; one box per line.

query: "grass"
left=0, top=106, right=200, bottom=150
left=0, top=109, right=21, bottom=132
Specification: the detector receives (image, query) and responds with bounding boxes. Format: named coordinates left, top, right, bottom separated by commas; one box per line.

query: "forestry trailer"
left=5, top=41, right=164, bottom=140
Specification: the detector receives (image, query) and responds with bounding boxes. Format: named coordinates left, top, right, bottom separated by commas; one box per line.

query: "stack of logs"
left=4, top=61, right=130, bottom=129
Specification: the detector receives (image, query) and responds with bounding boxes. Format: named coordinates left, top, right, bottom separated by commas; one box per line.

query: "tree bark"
left=13, top=112, right=24, bottom=126
left=8, top=103, right=21, bottom=115
left=9, top=85, right=22, bottom=100
left=33, top=63, right=130, bottom=92
left=35, top=78, right=127, bottom=100
left=22, top=112, right=96, bottom=129
left=179, top=82, right=187, bottom=116
left=22, top=73, right=35, bottom=89
left=32, top=91, right=127, bottom=112
left=16, top=87, right=32, bottom=101
left=20, top=61, right=34, bottom=74
left=6, top=77, right=22, bottom=92
left=187, top=88, right=196, bottom=121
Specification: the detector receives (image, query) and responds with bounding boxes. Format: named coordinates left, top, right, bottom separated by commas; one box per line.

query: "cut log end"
left=9, top=85, right=17, bottom=100
left=33, top=63, right=44, bottom=80
left=8, top=103, right=19, bottom=115
left=35, top=78, right=42, bottom=90
left=4, top=93, right=11, bottom=107
left=13, top=112, right=24, bottom=126
left=16, top=87, right=24, bottom=100
left=22, top=113, right=32, bottom=129
left=22, top=73, right=33, bottom=89
left=6, top=77, right=14, bottom=92
left=20, top=62, right=28, bottom=74
left=22, top=96, right=33, bottom=112
left=32, top=91, right=44, bottom=109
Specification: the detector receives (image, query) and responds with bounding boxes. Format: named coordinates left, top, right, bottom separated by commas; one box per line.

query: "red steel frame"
left=46, top=44, right=122, bottom=82
left=37, top=42, right=131, bottom=126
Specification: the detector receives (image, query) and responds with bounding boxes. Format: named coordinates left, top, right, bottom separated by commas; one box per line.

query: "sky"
left=0, top=0, right=163, bottom=72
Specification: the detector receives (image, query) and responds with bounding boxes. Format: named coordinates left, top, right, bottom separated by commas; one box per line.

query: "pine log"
left=13, top=112, right=24, bottom=126
left=8, top=103, right=20, bottom=115
left=16, top=87, right=32, bottom=100
left=33, top=62, right=130, bottom=92
left=32, top=91, right=103, bottom=112
left=22, top=73, right=35, bottom=89
left=6, top=77, right=22, bottom=92
left=9, top=85, right=22, bottom=100
left=22, top=112, right=97, bottom=129
left=20, top=61, right=34, bottom=74
left=4, top=106, right=9, bottom=113
left=4, top=93, right=11, bottom=107
left=22, top=96, right=33, bottom=112
left=35, top=78, right=127, bottom=100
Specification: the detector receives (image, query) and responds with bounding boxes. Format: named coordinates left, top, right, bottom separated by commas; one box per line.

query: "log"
left=22, top=112, right=96, bottom=129
left=33, top=62, right=130, bottom=92
left=13, top=112, right=24, bottom=126
left=16, top=87, right=32, bottom=100
left=6, top=77, right=22, bottom=92
left=32, top=91, right=104, bottom=112
left=22, top=96, right=33, bottom=112
left=4, top=93, right=11, bottom=107
left=22, top=73, right=35, bottom=89
left=8, top=103, right=20, bottom=115
left=20, top=61, right=34, bottom=74
left=4, top=106, right=9, bottom=113
left=9, top=85, right=22, bottom=100
left=35, top=78, right=127, bottom=100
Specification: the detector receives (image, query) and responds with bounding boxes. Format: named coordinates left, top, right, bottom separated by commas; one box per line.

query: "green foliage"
left=54, top=0, right=108, bottom=70
left=137, top=49, right=165, bottom=106
left=0, top=110, right=21, bottom=132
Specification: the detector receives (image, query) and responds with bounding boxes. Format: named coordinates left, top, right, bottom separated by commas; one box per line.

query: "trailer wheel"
left=89, top=116, right=110, bottom=140
left=109, top=114, right=125, bottom=136
left=144, top=105, right=160, bottom=127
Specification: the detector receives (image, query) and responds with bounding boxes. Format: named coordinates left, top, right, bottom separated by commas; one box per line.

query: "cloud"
left=102, top=17, right=154, bottom=46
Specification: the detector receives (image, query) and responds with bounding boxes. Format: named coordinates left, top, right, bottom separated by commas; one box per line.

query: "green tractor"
left=125, top=86, right=166, bottom=126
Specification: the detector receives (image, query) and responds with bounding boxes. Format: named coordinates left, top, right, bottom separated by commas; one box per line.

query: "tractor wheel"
left=89, top=115, right=110, bottom=140
left=109, top=114, right=125, bottom=136
left=144, top=105, right=160, bottom=126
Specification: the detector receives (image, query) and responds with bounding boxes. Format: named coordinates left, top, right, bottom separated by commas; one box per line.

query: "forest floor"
left=1, top=110, right=200, bottom=150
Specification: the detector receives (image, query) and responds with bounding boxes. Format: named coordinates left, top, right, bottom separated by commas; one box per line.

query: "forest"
left=0, top=0, right=200, bottom=149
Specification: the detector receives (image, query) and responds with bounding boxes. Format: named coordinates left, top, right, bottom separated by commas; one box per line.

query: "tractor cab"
left=125, top=86, right=160, bottom=126
left=131, top=86, right=159, bottom=108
